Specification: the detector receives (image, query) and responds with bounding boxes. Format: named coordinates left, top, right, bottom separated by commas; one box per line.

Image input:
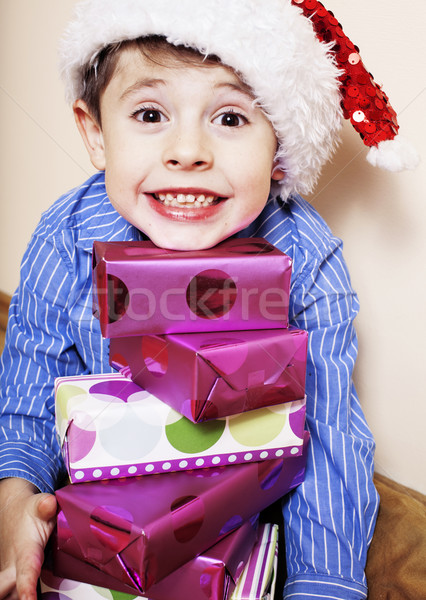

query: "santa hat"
left=59, top=0, right=419, bottom=200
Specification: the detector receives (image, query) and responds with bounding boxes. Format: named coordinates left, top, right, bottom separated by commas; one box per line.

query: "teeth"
left=154, top=192, right=219, bottom=207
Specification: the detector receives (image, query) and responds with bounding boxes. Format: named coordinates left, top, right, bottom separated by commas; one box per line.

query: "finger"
left=0, top=566, right=16, bottom=599
left=3, top=591, right=19, bottom=600
left=15, top=547, right=43, bottom=600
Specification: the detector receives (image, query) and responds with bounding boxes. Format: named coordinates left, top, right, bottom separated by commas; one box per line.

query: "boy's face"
left=75, top=47, right=282, bottom=250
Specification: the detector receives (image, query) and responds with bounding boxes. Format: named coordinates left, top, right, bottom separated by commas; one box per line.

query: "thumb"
left=34, top=493, right=57, bottom=522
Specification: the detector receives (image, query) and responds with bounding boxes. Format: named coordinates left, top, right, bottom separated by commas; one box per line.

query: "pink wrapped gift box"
left=92, top=238, right=292, bottom=338
left=55, top=373, right=306, bottom=483
left=41, top=520, right=258, bottom=600
left=110, top=327, right=308, bottom=422
left=55, top=437, right=308, bottom=593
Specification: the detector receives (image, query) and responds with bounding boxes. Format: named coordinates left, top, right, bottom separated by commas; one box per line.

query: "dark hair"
left=80, top=35, right=222, bottom=125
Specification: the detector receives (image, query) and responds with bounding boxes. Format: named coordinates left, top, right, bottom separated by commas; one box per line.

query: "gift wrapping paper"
left=40, top=520, right=258, bottom=600
left=55, top=436, right=308, bottom=592
left=55, top=373, right=306, bottom=483
left=231, top=523, right=279, bottom=600
left=92, top=238, right=292, bottom=337
left=110, top=326, right=308, bottom=422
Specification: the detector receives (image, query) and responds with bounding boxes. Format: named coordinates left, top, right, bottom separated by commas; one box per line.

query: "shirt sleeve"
left=0, top=231, right=84, bottom=493
left=283, top=234, right=379, bottom=599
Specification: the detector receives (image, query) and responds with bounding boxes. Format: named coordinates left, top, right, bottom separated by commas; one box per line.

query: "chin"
left=154, top=237, right=218, bottom=251
left=147, top=230, right=224, bottom=251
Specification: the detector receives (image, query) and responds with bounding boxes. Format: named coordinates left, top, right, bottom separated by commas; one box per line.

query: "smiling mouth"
left=152, top=192, right=225, bottom=208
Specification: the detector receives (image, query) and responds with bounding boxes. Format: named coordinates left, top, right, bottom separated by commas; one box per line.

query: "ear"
left=73, top=99, right=106, bottom=170
left=271, top=160, right=285, bottom=181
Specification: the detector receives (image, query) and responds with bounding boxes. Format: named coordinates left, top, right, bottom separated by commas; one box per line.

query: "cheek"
left=104, top=149, right=143, bottom=194
left=243, top=140, right=276, bottom=181
left=243, top=160, right=274, bottom=198
left=102, top=126, right=142, bottom=171
left=236, top=171, right=272, bottom=220
left=235, top=188, right=269, bottom=227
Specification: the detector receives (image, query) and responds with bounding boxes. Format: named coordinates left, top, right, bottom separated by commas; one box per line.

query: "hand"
left=0, top=478, right=57, bottom=600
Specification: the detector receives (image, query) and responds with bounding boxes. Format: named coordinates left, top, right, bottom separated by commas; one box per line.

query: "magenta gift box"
left=41, top=520, right=258, bottom=600
left=92, top=238, right=292, bottom=338
left=110, top=327, right=308, bottom=422
left=55, top=436, right=308, bottom=593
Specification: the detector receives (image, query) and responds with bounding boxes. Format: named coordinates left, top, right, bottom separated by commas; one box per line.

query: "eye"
left=132, top=107, right=167, bottom=123
left=213, top=111, right=248, bottom=127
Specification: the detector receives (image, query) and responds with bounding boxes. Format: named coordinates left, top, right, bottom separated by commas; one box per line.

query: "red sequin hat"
left=292, top=0, right=419, bottom=172
left=59, top=0, right=419, bottom=200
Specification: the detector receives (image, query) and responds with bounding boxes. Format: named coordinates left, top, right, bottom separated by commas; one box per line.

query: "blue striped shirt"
left=0, top=171, right=378, bottom=599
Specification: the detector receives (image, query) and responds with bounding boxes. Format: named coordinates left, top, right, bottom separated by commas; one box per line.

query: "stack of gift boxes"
left=41, top=237, right=309, bottom=600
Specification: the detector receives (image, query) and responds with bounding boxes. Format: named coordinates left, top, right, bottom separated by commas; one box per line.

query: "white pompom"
left=366, top=135, right=420, bottom=172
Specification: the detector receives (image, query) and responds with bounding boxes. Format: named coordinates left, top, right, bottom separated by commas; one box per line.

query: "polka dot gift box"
left=40, top=519, right=259, bottom=600
left=55, top=373, right=306, bottom=483
left=92, top=238, right=292, bottom=338
left=53, top=443, right=307, bottom=593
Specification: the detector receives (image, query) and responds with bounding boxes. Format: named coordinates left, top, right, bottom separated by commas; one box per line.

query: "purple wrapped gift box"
left=93, top=238, right=292, bottom=338
left=41, top=520, right=258, bottom=600
left=110, top=327, right=308, bottom=422
left=55, top=435, right=308, bottom=593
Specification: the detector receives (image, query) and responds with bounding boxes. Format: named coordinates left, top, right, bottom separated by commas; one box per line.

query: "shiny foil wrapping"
left=110, top=327, right=308, bottom=422
left=41, top=520, right=258, bottom=600
left=55, top=437, right=308, bottom=594
left=92, top=238, right=292, bottom=338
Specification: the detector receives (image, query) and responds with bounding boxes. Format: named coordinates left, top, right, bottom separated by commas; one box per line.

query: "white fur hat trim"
left=59, top=0, right=343, bottom=200
left=366, top=135, right=420, bottom=172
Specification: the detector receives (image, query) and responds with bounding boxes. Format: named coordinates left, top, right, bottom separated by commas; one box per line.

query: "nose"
left=162, top=124, right=213, bottom=171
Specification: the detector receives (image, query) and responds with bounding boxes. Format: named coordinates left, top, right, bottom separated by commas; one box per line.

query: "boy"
left=0, top=1, right=417, bottom=599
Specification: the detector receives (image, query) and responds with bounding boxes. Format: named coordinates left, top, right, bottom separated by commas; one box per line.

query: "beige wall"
left=1, top=1, right=425, bottom=493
